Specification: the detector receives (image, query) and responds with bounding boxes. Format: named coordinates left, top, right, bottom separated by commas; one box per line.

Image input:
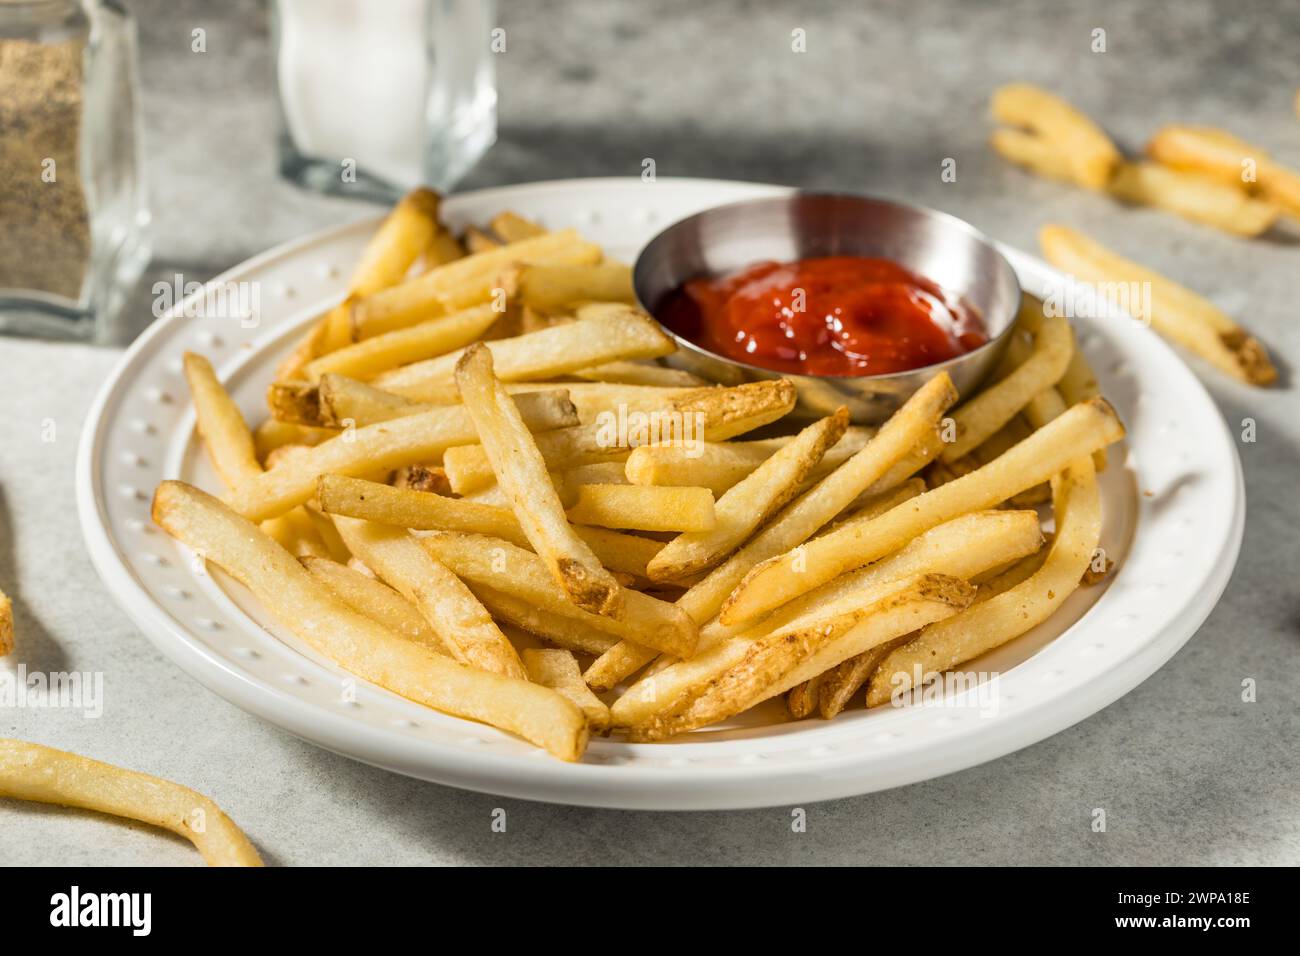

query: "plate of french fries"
left=75, top=178, right=1243, bottom=809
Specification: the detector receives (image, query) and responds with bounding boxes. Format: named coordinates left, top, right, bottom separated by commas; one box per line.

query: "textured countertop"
left=1, top=0, right=1296, bottom=865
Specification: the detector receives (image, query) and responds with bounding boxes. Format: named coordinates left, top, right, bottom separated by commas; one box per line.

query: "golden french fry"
left=350, top=230, right=601, bottom=340
left=0, top=589, right=12, bottom=656
left=183, top=352, right=261, bottom=486
left=300, top=305, right=501, bottom=382
left=990, top=128, right=1077, bottom=184
left=228, top=396, right=577, bottom=522
left=720, top=397, right=1123, bottom=626
left=1039, top=224, right=1277, bottom=385
left=0, top=738, right=263, bottom=866
left=941, top=312, right=1073, bottom=461
left=629, top=574, right=974, bottom=740
left=252, top=418, right=336, bottom=463
left=373, top=305, right=676, bottom=400
left=1145, top=125, right=1270, bottom=190
left=523, top=649, right=611, bottom=732
left=331, top=516, right=524, bottom=676
left=866, top=456, right=1101, bottom=708
left=462, top=224, right=501, bottom=254
left=456, top=342, right=624, bottom=617
left=646, top=410, right=849, bottom=582
left=152, top=482, right=586, bottom=760
left=417, top=228, right=465, bottom=272
left=512, top=262, right=635, bottom=310
left=471, top=584, right=617, bottom=656
left=786, top=675, right=824, bottom=719
left=1107, top=161, right=1279, bottom=236
left=816, top=636, right=910, bottom=719
left=566, top=484, right=717, bottom=533
left=300, top=556, right=443, bottom=651
left=991, top=84, right=1121, bottom=189
left=571, top=360, right=705, bottom=388
left=418, top=531, right=698, bottom=658
left=490, top=210, right=547, bottom=243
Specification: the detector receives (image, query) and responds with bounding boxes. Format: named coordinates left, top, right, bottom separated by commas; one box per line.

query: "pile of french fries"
left=990, top=84, right=1278, bottom=386
left=153, top=189, right=1126, bottom=761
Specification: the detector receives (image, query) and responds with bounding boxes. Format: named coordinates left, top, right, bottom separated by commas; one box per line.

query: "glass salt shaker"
left=272, top=0, right=498, bottom=201
left=0, top=0, right=149, bottom=340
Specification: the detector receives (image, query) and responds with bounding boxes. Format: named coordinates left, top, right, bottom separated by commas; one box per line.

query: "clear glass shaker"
left=273, top=0, right=497, bottom=202
left=0, top=0, right=149, bottom=340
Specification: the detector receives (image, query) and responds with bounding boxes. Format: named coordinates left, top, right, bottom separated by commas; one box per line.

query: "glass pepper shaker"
left=0, top=0, right=149, bottom=340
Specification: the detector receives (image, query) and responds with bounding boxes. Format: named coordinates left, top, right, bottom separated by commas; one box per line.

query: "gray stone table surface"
left=1, top=0, right=1296, bottom=865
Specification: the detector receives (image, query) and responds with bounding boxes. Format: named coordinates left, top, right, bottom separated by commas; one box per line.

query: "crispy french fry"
left=227, top=396, right=578, bottom=522
left=991, top=84, right=1121, bottom=189
left=1039, top=224, right=1277, bottom=385
left=470, top=584, right=617, bottom=656
left=511, top=261, right=635, bottom=310
left=866, top=456, right=1101, bottom=708
left=571, top=360, right=705, bottom=388
left=0, top=738, right=262, bottom=866
left=152, top=482, right=586, bottom=760
left=816, top=636, right=910, bottom=719
left=316, top=374, right=429, bottom=427
left=300, top=305, right=501, bottom=382
left=462, top=225, right=501, bottom=254
left=941, top=311, right=1073, bottom=460
left=330, top=515, right=523, bottom=677
left=440, top=379, right=795, bottom=494
left=418, top=531, right=698, bottom=658
left=523, top=649, right=611, bottom=732
left=990, top=127, right=1077, bottom=184
left=350, top=230, right=601, bottom=340
left=646, top=410, right=849, bottom=582
left=0, top=588, right=12, bottom=656
left=417, top=229, right=465, bottom=272
left=374, top=305, right=675, bottom=400
left=786, top=675, right=824, bottom=719
left=629, top=574, right=974, bottom=740
left=456, top=342, right=624, bottom=617
left=252, top=418, right=336, bottom=463
left=300, top=556, right=443, bottom=651
left=282, top=188, right=443, bottom=373
left=183, top=352, right=261, bottom=486
left=1107, top=161, right=1279, bottom=237
left=566, top=484, right=717, bottom=533
left=1145, top=125, right=1268, bottom=187
left=720, top=397, right=1123, bottom=626
left=490, top=210, right=547, bottom=243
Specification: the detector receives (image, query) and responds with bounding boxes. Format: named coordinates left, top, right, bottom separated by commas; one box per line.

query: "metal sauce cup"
left=633, top=193, right=1022, bottom=423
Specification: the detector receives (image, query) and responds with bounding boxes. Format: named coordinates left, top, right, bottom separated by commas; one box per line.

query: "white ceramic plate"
left=77, top=178, right=1243, bottom=810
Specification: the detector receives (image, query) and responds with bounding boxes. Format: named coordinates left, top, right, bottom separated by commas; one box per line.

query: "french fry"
left=331, top=515, right=524, bottom=676
left=440, top=379, right=795, bottom=494
left=511, top=262, right=635, bottom=310
left=866, top=456, right=1101, bottom=708
left=941, top=311, right=1073, bottom=461
left=227, top=395, right=579, bottom=522
left=470, top=584, right=617, bottom=656
left=317, top=374, right=430, bottom=427
left=0, top=738, right=263, bottom=867
left=280, top=188, right=442, bottom=375
left=990, top=84, right=1121, bottom=189
left=625, top=437, right=788, bottom=494
left=489, top=210, right=547, bottom=243
left=417, top=228, right=465, bottom=272
left=720, top=397, right=1123, bottom=626
left=684, top=372, right=957, bottom=627
left=418, top=531, right=698, bottom=658
left=456, top=342, right=624, bottom=616
left=588, top=380, right=950, bottom=696
left=646, top=410, right=849, bottom=582
left=253, top=418, right=336, bottom=463
left=620, top=508, right=1042, bottom=727
left=523, top=649, right=611, bottom=732
left=1039, top=224, right=1277, bottom=385
left=373, top=305, right=676, bottom=400
left=462, top=225, right=501, bottom=254
left=571, top=360, right=705, bottom=388
left=315, top=474, right=661, bottom=580
left=817, top=637, right=910, bottom=719
left=183, top=353, right=261, bottom=486
left=391, top=464, right=453, bottom=495
left=299, top=305, right=500, bottom=382
left=629, top=574, right=974, bottom=740
left=566, top=484, right=717, bottom=533
left=300, top=556, right=443, bottom=652
left=786, top=675, right=823, bottom=719
left=990, top=127, right=1077, bottom=184
left=0, top=588, right=12, bottom=656
left=1107, top=161, right=1279, bottom=236
left=152, top=482, right=586, bottom=760
left=1145, top=125, right=1300, bottom=216
left=350, top=229, right=601, bottom=340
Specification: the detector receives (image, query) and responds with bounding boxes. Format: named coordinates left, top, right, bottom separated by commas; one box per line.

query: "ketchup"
left=656, top=256, right=987, bottom=377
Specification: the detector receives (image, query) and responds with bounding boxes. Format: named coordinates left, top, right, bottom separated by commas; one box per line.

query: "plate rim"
left=75, top=176, right=1245, bottom=809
